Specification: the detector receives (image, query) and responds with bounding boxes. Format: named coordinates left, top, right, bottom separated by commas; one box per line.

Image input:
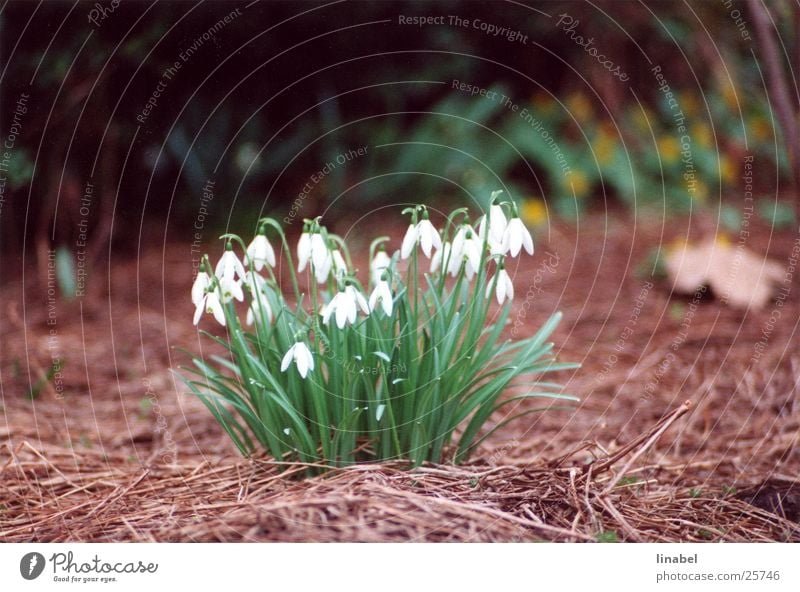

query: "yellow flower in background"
left=657, top=136, right=681, bottom=163
left=691, top=123, right=712, bottom=149
left=631, top=105, right=656, bottom=131
left=565, top=92, right=593, bottom=123
left=750, top=116, right=773, bottom=142
left=678, top=91, right=700, bottom=118
left=719, top=154, right=735, bottom=185
left=521, top=198, right=547, bottom=227
left=721, top=79, right=739, bottom=110
left=690, top=179, right=709, bottom=203
left=565, top=169, right=590, bottom=198
left=593, top=130, right=617, bottom=165
left=531, top=91, right=556, bottom=116
left=714, top=233, right=732, bottom=247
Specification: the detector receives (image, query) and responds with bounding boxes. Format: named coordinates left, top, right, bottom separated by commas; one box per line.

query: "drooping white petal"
left=416, top=219, right=441, bottom=258
left=280, top=344, right=295, bottom=372
left=247, top=294, right=272, bottom=325
left=489, top=204, right=508, bottom=244
left=218, top=276, right=244, bottom=304
left=297, top=232, right=311, bottom=272
left=314, top=251, right=332, bottom=284
left=321, top=300, right=334, bottom=326
left=521, top=225, right=534, bottom=255
left=191, top=271, right=210, bottom=306
left=347, top=285, right=370, bottom=315
left=335, top=293, right=351, bottom=329
left=310, top=233, right=329, bottom=271
left=332, top=250, right=348, bottom=277
left=295, top=345, right=310, bottom=378
left=463, top=237, right=482, bottom=273
left=503, top=218, right=534, bottom=257
left=430, top=242, right=450, bottom=273
left=369, top=280, right=393, bottom=316
left=193, top=299, right=204, bottom=325
left=300, top=343, right=314, bottom=370
left=400, top=224, right=418, bottom=259
left=451, top=224, right=476, bottom=263
left=371, top=250, right=391, bottom=284
left=503, top=270, right=515, bottom=301
left=215, top=250, right=245, bottom=281
left=206, top=292, right=226, bottom=326
left=245, top=234, right=276, bottom=271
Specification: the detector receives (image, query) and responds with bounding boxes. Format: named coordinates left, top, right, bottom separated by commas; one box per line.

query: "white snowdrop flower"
left=430, top=242, right=452, bottom=273
left=245, top=233, right=276, bottom=271
left=246, top=297, right=272, bottom=326
left=448, top=227, right=481, bottom=280
left=309, top=232, right=332, bottom=283
left=460, top=230, right=483, bottom=276
left=415, top=217, right=442, bottom=258
left=371, top=249, right=391, bottom=284
left=502, top=217, right=534, bottom=257
left=280, top=341, right=314, bottom=379
left=332, top=249, right=348, bottom=278
left=321, top=291, right=353, bottom=329
left=346, top=284, right=370, bottom=316
left=218, top=275, right=244, bottom=304
left=400, top=224, right=418, bottom=260
left=487, top=267, right=514, bottom=304
left=322, top=284, right=369, bottom=328
left=368, top=277, right=393, bottom=316
left=215, top=245, right=245, bottom=281
left=297, top=226, right=312, bottom=272
left=310, top=232, right=328, bottom=269
left=244, top=270, right=267, bottom=294
left=478, top=203, right=508, bottom=246
left=244, top=271, right=272, bottom=325
left=191, top=271, right=210, bottom=306
left=193, top=290, right=225, bottom=326
left=451, top=224, right=477, bottom=263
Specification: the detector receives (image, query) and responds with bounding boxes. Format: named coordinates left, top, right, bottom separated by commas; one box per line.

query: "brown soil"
left=1, top=212, right=798, bottom=542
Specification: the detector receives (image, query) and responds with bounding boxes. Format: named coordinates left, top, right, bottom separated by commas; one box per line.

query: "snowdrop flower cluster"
left=192, top=195, right=537, bottom=371
left=183, top=191, right=572, bottom=470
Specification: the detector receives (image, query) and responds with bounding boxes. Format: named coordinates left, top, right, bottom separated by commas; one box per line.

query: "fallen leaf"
left=664, top=238, right=784, bottom=310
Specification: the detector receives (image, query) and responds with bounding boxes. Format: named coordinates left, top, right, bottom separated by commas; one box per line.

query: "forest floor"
left=1, top=211, right=798, bottom=542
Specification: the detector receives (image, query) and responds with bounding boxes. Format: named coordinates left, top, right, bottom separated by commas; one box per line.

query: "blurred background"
left=1, top=0, right=797, bottom=291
